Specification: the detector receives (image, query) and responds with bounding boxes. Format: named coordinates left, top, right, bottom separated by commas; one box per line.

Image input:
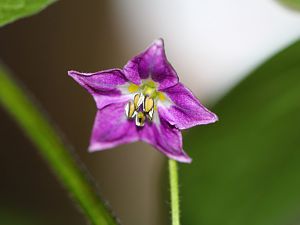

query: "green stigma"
left=141, top=80, right=156, bottom=96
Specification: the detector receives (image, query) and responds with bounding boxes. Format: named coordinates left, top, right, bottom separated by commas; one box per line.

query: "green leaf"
left=0, top=66, right=118, bottom=225
left=277, top=0, right=300, bottom=11
left=181, top=39, right=300, bottom=225
left=0, top=0, right=56, bottom=27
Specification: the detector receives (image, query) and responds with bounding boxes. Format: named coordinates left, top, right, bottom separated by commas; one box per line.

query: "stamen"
left=143, top=96, right=154, bottom=113
left=125, top=81, right=159, bottom=126
left=135, top=112, right=146, bottom=127
left=125, top=101, right=136, bottom=118
left=133, top=93, right=144, bottom=109
left=146, top=107, right=154, bottom=121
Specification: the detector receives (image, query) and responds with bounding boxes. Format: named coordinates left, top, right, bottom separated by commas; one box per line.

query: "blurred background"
left=0, top=1, right=300, bottom=225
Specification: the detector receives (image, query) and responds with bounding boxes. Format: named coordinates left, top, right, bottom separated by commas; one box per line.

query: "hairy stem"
left=0, top=66, right=118, bottom=225
left=169, top=159, right=180, bottom=225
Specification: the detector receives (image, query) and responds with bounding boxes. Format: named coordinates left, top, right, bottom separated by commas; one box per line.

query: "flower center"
left=125, top=80, right=163, bottom=127
left=141, top=80, right=156, bottom=97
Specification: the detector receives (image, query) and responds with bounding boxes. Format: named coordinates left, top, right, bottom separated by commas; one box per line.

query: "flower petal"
left=68, top=69, right=130, bottom=109
left=123, top=39, right=179, bottom=90
left=89, top=102, right=139, bottom=151
left=139, top=117, right=191, bottom=163
left=159, top=83, right=218, bottom=130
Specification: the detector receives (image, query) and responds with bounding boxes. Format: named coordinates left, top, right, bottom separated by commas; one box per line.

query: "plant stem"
left=169, top=159, right=180, bottom=225
left=0, top=66, right=118, bottom=225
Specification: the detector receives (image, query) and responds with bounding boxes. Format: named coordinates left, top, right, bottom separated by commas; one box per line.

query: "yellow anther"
left=135, top=112, right=146, bottom=127
left=134, top=93, right=144, bottom=109
left=125, top=101, right=136, bottom=118
left=143, top=96, right=154, bottom=113
left=134, top=94, right=140, bottom=108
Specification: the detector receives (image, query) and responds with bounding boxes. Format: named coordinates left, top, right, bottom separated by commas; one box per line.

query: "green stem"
left=169, top=159, right=180, bottom=225
left=0, top=66, right=118, bottom=225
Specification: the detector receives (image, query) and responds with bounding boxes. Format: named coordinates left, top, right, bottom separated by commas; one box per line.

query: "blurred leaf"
left=181, top=40, right=300, bottom=225
left=0, top=0, right=56, bottom=27
left=0, top=66, right=118, bottom=225
left=277, top=0, right=300, bottom=11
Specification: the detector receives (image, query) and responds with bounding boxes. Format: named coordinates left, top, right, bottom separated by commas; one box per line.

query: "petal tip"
left=68, top=70, right=82, bottom=79
left=167, top=152, right=192, bottom=163
left=88, top=139, right=117, bottom=152
left=173, top=155, right=192, bottom=164
left=67, top=70, right=76, bottom=76
left=88, top=142, right=112, bottom=152
left=88, top=144, right=100, bottom=152
left=211, top=112, right=219, bottom=123
left=153, top=38, right=164, bottom=47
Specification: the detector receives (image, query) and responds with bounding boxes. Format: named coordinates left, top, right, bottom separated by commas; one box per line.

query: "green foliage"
left=278, top=0, right=300, bottom=11
left=181, top=40, right=300, bottom=225
left=0, top=66, right=118, bottom=225
left=0, top=0, right=56, bottom=27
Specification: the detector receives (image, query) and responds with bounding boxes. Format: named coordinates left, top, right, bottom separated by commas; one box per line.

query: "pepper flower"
left=68, top=39, right=217, bottom=163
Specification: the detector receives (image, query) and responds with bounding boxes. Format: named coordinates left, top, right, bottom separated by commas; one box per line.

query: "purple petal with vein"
left=139, top=118, right=191, bottom=163
left=68, top=69, right=129, bottom=109
left=89, top=102, right=139, bottom=151
left=123, top=39, right=179, bottom=90
left=160, top=83, right=218, bottom=130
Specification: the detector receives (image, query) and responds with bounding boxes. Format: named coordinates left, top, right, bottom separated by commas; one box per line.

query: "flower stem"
left=0, top=65, right=118, bottom=225
left=169, top=159, right=180, bottom=225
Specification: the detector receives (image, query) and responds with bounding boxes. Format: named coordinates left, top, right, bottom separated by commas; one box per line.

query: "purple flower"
left=68, top=39, right=217, bottom=163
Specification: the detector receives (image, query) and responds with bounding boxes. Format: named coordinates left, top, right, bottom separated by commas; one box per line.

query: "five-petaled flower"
left=68, top=39, right=218, bottom=163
